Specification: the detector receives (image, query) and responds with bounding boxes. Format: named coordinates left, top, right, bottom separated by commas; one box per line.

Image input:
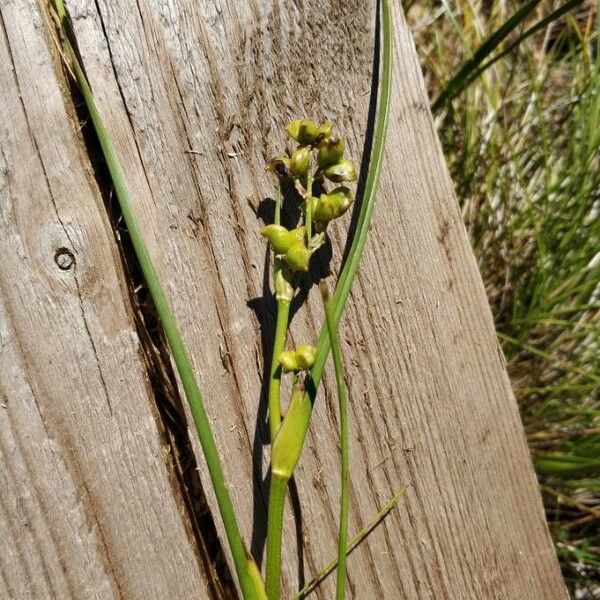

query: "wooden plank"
left=64, top=0, right=568, bottom=598
left=0, top=1, right=218, bottom=597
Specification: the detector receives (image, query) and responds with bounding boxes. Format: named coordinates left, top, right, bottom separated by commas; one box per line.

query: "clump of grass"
left=406, top=0, right=599, bottom=593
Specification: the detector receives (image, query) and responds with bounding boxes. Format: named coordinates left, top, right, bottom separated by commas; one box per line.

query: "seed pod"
left=295, top=345, right=316, bottom=370
left=317, top=122, right=333, bottom=141
left=314, top=186, right=354, bottom=222
left=261, top=224, right=295, bottom=254
left=284, top=240, right=311, bottom=272
left=289, top=146, right=311, bottom=178
left=286, top=119, right=319, bottom=145
left=317, top=137, right=345, bottom=169
left=289, top=226, right=307, bottom=244
left=267, top=156, right=291, bottom=178
left=323, top=158, right=357, bottom=183
left=278, top=350, right=299, bottom=373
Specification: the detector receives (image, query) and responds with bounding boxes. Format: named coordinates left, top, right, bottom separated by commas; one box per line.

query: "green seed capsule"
left=317, top=122, right=333, bottom=140
left=284, top=240, right=311, bottom=272
left=289, top=146, right=311, bottom=178
left=314, top=186, right=354, bottom=222
left=261, top=225, right=307, bottom=256
left=289, top=226, right=307, bottom=244
left=267, top=156, right=291, bottom=178
left=278, top=350, right=299, bottom=373
left=317, top=137, right=345, bottom=169
left=295, top=345, right=316, bottom=370
left=323, top=158, right=357, bottom=183
left=261, top=224, right=294, bottom=254
left=286, top=119, right=319, bottom=145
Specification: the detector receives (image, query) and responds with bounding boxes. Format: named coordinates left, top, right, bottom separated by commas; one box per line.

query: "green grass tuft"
left=407, top=0, right=599, bottom=593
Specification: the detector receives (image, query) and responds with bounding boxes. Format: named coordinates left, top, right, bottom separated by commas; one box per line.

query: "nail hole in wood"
left=54, top=247, right=75, bottom=270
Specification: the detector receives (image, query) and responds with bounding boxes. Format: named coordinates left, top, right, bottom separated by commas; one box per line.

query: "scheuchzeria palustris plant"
left=53, top=0, right=393, bottom=593
left=261, top=119, right=357, bottom=599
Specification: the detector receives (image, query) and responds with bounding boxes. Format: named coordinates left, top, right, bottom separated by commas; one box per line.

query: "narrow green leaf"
left=50, top=2, right=256, bottom=597
left=535, top=454, right=600, bottom=475
left=433, top=0, right=549, bottom=111
left=434, top=0, right=586, bottom=110
left=472, top=0, right=586, bottom=85
left=321, top=284, right=350, bottom=600
left=313, top=0, right=393, bottom=403
left=293, top=488, right=406, bottom=599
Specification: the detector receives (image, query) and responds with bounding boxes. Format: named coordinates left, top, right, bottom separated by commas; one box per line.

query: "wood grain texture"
left=0, top=1, right=219, bottom=597
left=2, top=0, right=567, bottom=597
left=67, top=0, right=568, bottom=597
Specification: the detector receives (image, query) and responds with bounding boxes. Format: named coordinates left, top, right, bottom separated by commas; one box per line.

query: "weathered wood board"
left=1, top=0, right=567, bottom=598
left=0, top=1, right=218, bottom=597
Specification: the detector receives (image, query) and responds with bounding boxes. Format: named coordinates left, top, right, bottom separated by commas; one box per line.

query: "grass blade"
left=473, top=0, right=585, bottom=84
left=314, top=0, right=392, bottom=384
left=535, top=454, right=600, bottom=476
left=434, top=0, right=586, bottom=111
left=408, top=0, right=599, bottom=588
left=432, top=0, right=543, bottom=112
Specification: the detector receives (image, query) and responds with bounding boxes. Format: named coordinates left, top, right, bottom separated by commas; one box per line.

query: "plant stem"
left=305, top=172, right=314, bottom=240
left=51, top=3, right=257, bottom=597
left=265, top=384, right=306, bottom=599
left=265, top=473, right=288, bottom=600
left=268, top=181, right=290, bottom=441
left=274, top=184, right=282, bottom=226
left=265, top=162, right=318, bottom=592
left=321, top=284, right=349, bottom=600
left=268, top=300, right=291, bottom=441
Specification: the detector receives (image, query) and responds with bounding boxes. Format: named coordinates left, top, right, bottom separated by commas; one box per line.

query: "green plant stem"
left=265, top=384, right=307, bottom=599
left=248, top=558, right=269, bottom=600
left=268, top=300, right=290, bottom=441
left=264, top=2, right=392, bottom=593
left=274, top=183, right=282, bottom=226
left=321, top=284, right=350, bottom=600
left=51, top=2, right=256, bottom=597
left=265, top=473, right=288, bottom=600
left=265, top=166, right=317, bottom=590
left=268, top=180, right=289, bottom=441
left=305, top=172, right=314, bottom=240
